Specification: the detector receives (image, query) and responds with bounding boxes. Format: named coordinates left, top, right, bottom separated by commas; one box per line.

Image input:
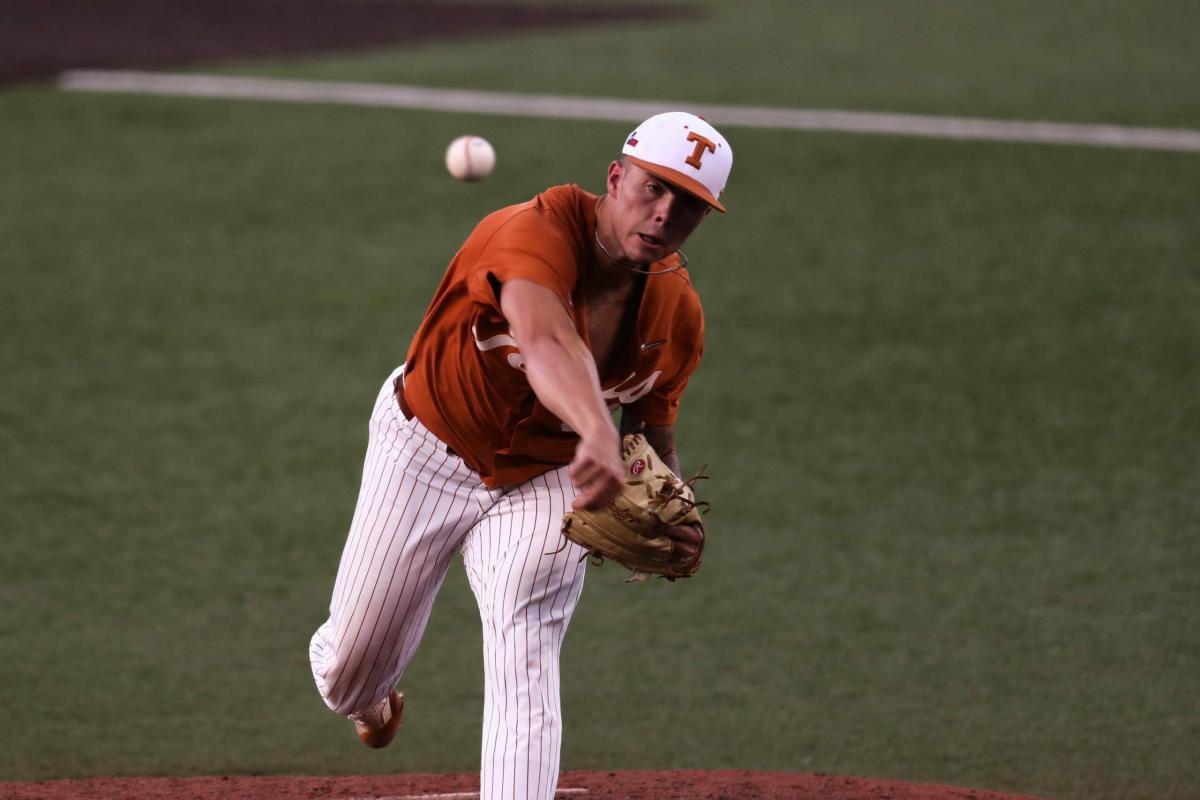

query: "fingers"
left=568, top=422, right=623, bottom=511
left=569, top=453, right=622, bottom=511
left=667, top=523, right=704, bottom=572
left=668, top=523, right=704, bottom=546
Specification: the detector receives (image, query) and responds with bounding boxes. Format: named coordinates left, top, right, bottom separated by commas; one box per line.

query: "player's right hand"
left=569, top=426, right=623, bottom=511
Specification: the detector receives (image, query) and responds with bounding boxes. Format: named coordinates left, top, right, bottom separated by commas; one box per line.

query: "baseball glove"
left=560, top=433, right=708, bottom=581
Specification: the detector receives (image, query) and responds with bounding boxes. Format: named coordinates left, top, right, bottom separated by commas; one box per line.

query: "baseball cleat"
left=351, top=689, right=404, bottom=749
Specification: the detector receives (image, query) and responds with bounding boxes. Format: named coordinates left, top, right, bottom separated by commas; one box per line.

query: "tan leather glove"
left=560, top=433, right=707, bottom=580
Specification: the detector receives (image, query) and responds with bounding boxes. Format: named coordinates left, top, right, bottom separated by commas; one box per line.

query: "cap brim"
left=625, top=155, right=726, bottom=213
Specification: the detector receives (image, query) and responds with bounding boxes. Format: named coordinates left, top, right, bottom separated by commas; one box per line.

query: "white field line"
left=338, top=790, right=587, bottom=800
left=58, top=69, right=1200, bottom=153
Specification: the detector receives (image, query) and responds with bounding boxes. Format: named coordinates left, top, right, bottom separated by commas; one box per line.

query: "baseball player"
left=309, top=111, right=732, bottom=800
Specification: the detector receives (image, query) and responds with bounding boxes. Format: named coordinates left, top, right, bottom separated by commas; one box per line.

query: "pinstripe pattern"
left=463, top=468, right=585, bottom=800
left=310, top=366, right=588, bottom=800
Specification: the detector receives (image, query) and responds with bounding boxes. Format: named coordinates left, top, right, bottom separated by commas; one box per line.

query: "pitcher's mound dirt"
left=0, top=770, right=1050, bottom=800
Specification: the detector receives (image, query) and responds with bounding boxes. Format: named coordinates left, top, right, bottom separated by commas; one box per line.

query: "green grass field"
left=2, top=2, right=1198, bottom=799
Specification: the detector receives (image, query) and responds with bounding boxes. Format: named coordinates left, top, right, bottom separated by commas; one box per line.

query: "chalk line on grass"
left=58, top=69, right=1200, bottom=153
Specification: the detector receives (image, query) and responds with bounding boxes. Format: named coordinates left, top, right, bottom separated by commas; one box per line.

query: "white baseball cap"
left=621, top=111, right=733, bottom=212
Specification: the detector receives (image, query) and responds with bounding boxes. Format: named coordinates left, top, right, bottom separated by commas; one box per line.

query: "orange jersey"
left=401, top=184, right=704, bottom=488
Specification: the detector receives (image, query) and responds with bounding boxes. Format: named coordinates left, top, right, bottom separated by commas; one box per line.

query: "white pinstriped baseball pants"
left=310, top=365, right=588, bottom=800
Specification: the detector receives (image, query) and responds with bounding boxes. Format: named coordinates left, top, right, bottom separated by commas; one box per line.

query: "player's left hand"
left=665, top=522, right=704, bottom=573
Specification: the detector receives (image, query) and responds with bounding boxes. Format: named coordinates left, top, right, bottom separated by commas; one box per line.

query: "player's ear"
left=606, top=159, right=625, bottom=198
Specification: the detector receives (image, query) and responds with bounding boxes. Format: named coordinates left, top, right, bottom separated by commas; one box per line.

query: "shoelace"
left=351, top=696, right=391, bottom=727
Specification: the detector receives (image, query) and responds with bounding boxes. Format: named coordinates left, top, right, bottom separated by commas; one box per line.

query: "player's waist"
left=393, top=372, right=416, bottom=422
left=394, top=373, right=466, bottom=461
left=398, top=370, right=578, bottom=488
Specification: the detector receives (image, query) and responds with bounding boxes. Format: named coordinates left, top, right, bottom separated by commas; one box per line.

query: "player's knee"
left=325, top=688, right=366, bottom=717
left=319, top=663, right=375, bottom=716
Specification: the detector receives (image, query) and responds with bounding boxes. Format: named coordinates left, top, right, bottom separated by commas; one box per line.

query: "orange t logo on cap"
left=684, top=132, right=716, bottom=169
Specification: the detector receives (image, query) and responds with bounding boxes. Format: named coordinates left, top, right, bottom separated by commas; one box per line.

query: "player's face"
left=606, top=161, right=710, bottom=264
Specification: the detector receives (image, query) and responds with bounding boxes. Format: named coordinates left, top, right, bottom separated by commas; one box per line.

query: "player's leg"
left=461, top=466, right=589, bottom=800
left=310, top=367, right=484, bottom=719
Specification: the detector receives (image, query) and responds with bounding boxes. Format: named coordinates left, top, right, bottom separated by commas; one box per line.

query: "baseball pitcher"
left=309, top=112, right=733, bottom=800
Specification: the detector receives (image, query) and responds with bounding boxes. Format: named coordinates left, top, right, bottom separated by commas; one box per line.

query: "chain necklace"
left=593, top=227, right=616, bottom=261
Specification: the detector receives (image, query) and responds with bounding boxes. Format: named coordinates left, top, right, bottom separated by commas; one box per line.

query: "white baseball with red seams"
left=445, top=135, right=496, bottom=181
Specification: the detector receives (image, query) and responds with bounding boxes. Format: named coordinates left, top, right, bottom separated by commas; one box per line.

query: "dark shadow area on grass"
left=0, top=0, right=694, bottom=84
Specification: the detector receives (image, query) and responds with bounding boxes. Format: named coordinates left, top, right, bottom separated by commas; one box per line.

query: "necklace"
left=594, top=228, right=615, bottom=260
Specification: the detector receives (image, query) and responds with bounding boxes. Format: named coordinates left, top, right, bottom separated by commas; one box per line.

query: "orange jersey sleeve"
left=464, top=198, right=579, bottom=312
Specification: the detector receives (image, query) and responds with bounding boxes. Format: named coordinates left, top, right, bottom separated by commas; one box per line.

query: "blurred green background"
left=1, top=2, right=1198, bottom=799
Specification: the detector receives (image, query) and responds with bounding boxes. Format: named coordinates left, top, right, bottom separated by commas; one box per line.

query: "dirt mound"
left=0, top=770, right=1048, bottom=800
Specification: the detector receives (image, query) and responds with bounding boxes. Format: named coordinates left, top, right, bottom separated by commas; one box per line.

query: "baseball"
left=445, top=135, right=496, bottom=181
